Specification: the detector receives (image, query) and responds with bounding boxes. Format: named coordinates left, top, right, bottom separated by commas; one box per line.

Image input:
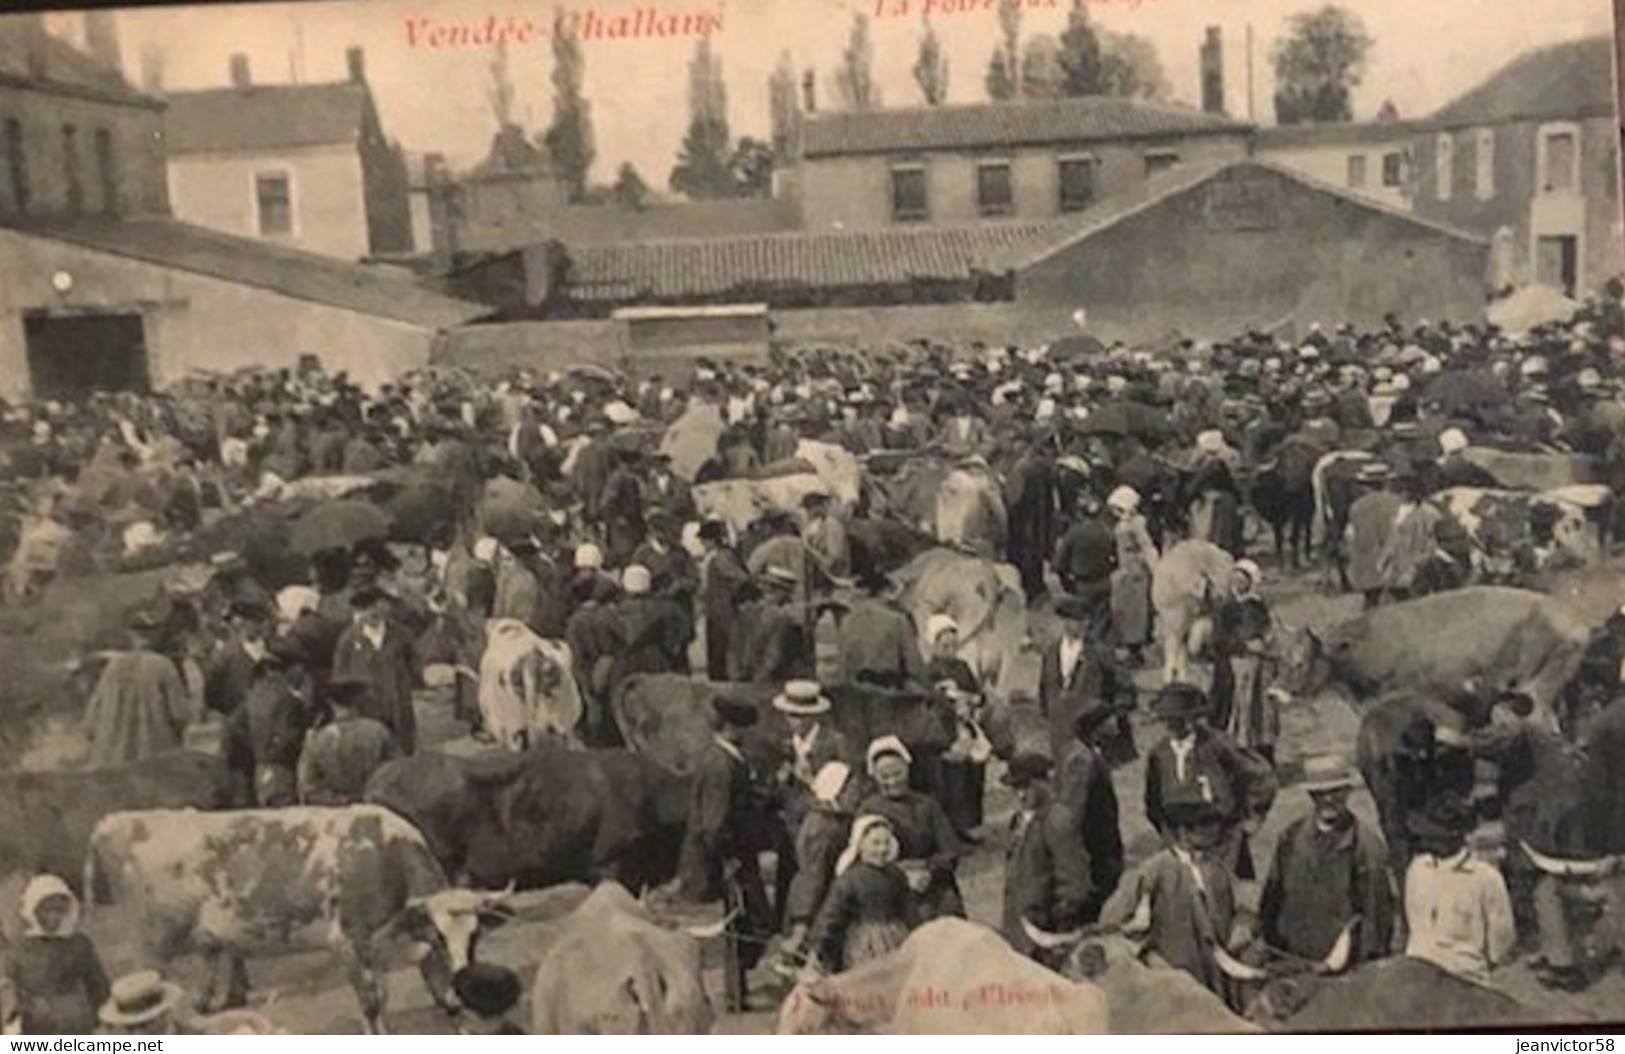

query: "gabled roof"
left=7, top=215, right=488, bottom=329
left=1014, top=159, right=1488, bottom=271
left=1430, top=37, right=1617, bottom=129
left=801, top=96, right=1252, bottom=159
left=163, top=82, right=368, bottom=155
left=0, top=18, right=158, bottom=109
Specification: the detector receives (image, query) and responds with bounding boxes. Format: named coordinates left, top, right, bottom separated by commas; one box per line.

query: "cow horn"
left=1320, top=916, right=1359, bottom=975
left=1521, top=841, right=1616, bottom=879
left=1020, top=917, right=1082, bottom=950
left=1212, top=946, right=1269, bottom=982
left=681, top=907, right=739, bottom=941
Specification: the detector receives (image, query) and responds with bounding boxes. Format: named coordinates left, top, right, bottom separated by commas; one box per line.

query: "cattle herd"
left=3, top=295, right=1625, bottom=1034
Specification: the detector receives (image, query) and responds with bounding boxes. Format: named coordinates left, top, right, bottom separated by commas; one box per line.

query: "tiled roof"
left=10, top=216, right=488, bottom=329
left=1430, top=37, right=1617, bottom=128
left=0, top=18, right=157, bottom=108
left=801, top=96, right=1251, bottom=159
left=548, top=159, right=1488, bottom=303
left=1255, top=119, right=1425, bottom=150
left=556, top=218, right=1086, bottom=301
left=163, top=82, right=367, bottom=154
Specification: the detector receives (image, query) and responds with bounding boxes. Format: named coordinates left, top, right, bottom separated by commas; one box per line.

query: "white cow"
left=478, top=619, right=584, bottom=750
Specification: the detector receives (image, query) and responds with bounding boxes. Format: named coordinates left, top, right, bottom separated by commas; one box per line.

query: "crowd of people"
left=4, top=286, right=1625, bottom=1030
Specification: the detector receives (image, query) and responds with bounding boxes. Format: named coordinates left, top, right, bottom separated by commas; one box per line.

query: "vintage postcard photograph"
left=0, top=0, right=1622, bottom=1036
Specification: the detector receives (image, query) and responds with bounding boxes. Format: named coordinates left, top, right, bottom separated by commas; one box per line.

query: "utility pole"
left=1246, top=23, right=1255, bottom=122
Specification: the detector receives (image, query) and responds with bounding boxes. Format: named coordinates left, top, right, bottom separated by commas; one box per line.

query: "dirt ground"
left=25, top=562, right=1625, bottom=1033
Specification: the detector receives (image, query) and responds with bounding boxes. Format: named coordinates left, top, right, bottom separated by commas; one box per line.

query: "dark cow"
left=1248, top=437, right=1325, bottom=569
left=365, top=747, right=688, bottom=893
left=846, top=517, right=934, bottom=582
left=613, top=674, right=955, bottom=785
left=0, top=750, right=228, bottom=891
left=84, top=805, right=515, bottom=1033
left=1238, top=955, right=1546, bottom=1031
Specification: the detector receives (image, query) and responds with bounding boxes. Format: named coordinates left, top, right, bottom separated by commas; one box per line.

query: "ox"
left=1, top=750, right=228, bottom=890
left=83, top=805, right=516, bottom=1033
left=530, top=882, right=715, bottom=1034
left=892, top=548, right=1031, bottom=699
left=477, top=619, right=584, bottom=750
left=777, top=918, right=1110, bottom=1034
left=1462, top=448, right=1602, bottom=492
left=365, top=747, right=688, bottom=892
left=1150, top=539, right=1235, bottom=685
left=1433, top=488, right=1596, bottom=580
left=1280, top=587, right=1590, bottom=720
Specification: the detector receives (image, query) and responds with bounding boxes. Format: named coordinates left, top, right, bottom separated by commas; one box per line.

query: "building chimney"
left=1200, top=26, right=1225, bottom=115
left=229, top=53, right=251, bottom=89
left=83, top=11, right=122, bottom=75
left=801, top=69, right=816, bottom=114
left=345, top=46, right=365, bottom=84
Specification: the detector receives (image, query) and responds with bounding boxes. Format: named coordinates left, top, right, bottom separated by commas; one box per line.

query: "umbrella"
left=289, top=499, right=394, bottom=555
left=1047, top=334, right=1105, bottom=362
left=660, top=402, right=726, bottom=482
left=1423, top=370, right=1511, bottom=416
left=479, top=477, right=547, bottom=541
left=372, top=471, right=461, bottom=545
left=566, top=363, right=619, bottom=384
left=1077, top=401, right=1170, bottom=439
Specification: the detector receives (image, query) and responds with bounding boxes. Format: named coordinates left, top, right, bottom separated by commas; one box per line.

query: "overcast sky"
left=35, top=0, right=1619, bottom=185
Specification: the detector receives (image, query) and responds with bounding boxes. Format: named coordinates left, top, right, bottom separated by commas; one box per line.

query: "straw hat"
left=1300, top=755, right=1360, bottom=795
left=99, top=971, right=185, bottom=1029
left=772, top=679, right=831, bottom=716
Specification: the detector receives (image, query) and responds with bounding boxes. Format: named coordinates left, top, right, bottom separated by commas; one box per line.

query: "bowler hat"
left=328, top=672, right=372, bottom=705
left=1052, top=595, right=1093, bottom=621
left=1300, top=754, right=1359, bottom=795
left=1151, top=682, right=1209, bottom=720
left=349, top=584, right=387, bottom=609
left=711, top=696, right=759, bottom=729
left=1162, top=799, right=1225, bottom=830
left=452, top=963, right=521, bottom=1018
left=1001, top=752, right=1054, bottom=788
left=228, top=598, right=270, bottom=622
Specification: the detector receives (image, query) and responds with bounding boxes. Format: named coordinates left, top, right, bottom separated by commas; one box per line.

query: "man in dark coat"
left=1052, top=498, right=1116, bottom=616
left=598, top=443, right=647, bottom=567
left=204, top=599, right=273, bottom=807
left=674, top=697, right=772, bottom=969
left=1054, top=701, right=1125, bottom=925
left=1259, top=755, right=1395, bottom=966
left=331, top=585, right=420, bottom=754
left=1143, top=683, right=1275, bottom=880
left=1003, top=442, right=1058, bottom=601
left=563, top=574, right=624, bottom=746
left=1003, top=753, right=1091, bottom=964
left=1039, top=596, right=1136, bottom=764
left=837, top=566, right=926, bottom=689
left=1583, top=691, right=1625, bottom=855
left=729, top=568, right=814, bottom=685
left=610, top=564, right=689, bottom=690
left=698, top=520, right=750, bottom=681
left=570, top=419, right=616, bottom=524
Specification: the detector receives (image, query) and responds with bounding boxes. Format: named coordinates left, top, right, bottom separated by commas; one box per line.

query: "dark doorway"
left=25, top=312, right=150, bottom=398
left=1536, top=234, right=1579, bottom=297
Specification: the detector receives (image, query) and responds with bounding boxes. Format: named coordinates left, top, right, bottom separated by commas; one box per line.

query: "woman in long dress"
left=1209, top=559, right=1281, bottom=764
left=805, top=815, right=914, bottom=973
left=1107, top=486, right=1159, bottom=666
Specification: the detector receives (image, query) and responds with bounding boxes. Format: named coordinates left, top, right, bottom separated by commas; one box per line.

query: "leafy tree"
left=1056, top=2, right=1103, bottom=97
left=669, top=36, right=735, bottom=199
left=769, top=51, right=801, bottom=160
left=613, top=162, right=650, bottom=209
left=913, top=16, right=949, bottom=105
left=1099, top=31, right=1170, bottom=100
left=728, top=137, right=776, bottom=198
left=985, top=48, right=1017, bottom=102
left=834, top=12, right=879, bottom=109
left=541, top=20, right=595, bottom=201
left=1020, top=36, right=1063, bottom=100
left=1271, top=5, right=1374, bottom=125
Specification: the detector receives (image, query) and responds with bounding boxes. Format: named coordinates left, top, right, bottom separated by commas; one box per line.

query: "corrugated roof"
left=801, top=96, right=1251, bottom=159
left=0, top=18, right=157, bottom=108
left=163, top=82, right=367, bottom=154
left=9, top=216, right=488, bottom=329
left=1431, top=37, right=1617, bottom=128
